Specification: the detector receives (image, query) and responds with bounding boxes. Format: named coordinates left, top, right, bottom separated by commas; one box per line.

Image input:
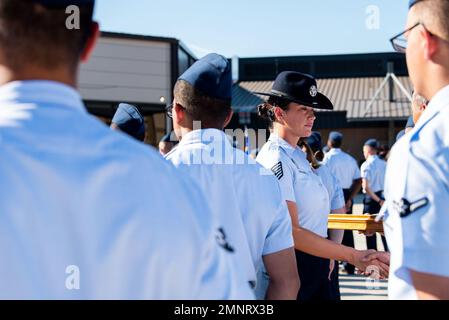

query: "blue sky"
left=94, top=0, right=410, bottom=58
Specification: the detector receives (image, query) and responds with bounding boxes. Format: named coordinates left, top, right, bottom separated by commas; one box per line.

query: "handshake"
left=352, top=250, right=391, bottom=279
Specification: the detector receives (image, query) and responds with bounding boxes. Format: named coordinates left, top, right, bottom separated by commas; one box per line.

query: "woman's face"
left=282, top=102, right=316, bottom=138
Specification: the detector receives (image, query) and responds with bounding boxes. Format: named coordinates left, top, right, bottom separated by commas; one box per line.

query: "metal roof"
left=232, top=76, right=413, bottom=121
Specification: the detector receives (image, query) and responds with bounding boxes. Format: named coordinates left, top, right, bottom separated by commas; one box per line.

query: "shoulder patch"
left=393, top=197, right=429, bottom=218
left=271, top=161, right=284, bottom=180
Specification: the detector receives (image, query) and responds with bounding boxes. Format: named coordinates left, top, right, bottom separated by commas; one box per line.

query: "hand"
left=345, top=199, right=353, bottom=212
left=358, top=230, right=376, bottom=237
left=328, top=260, right=335, bottom=281
left=361, top=251, right=390, bottom=279
left=350, top=250, right=389, bottom=279
left=362, top=251, right=390, bottom=265
left=378, top=200, right=385, bottom=206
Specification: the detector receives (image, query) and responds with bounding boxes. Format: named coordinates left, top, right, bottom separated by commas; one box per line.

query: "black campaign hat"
left=253, top=71, right=334, bottom=110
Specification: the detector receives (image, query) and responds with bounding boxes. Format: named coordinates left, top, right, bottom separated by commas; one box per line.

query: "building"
left=231, top=53, right=412, bottom=162
left=79, top=31, right=196, bottom=146
left=79, top=36, right=411, bottom=161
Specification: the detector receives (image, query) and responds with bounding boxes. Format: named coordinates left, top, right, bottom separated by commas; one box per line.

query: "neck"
left=0, top=64, right=78, bottom=88
left=422, top=61, right=449, bottom=101
left=273, top=125, right=300, bottom=148
left=426, top=79, right=449, bottom=102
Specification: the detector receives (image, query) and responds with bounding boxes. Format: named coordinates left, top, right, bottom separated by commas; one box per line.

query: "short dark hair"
left=0, top=0, right=94, bottom=72
left=174, top=79, right=232, bottom=129
left=415, top=0, right=449, bottom=42
left=329, top=139, right=342, bottom=148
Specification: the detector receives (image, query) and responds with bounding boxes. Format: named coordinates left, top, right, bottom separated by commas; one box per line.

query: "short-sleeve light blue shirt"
left=257, top=133, right=330, bottom=238
left=166, top=129, right=294, bottom=286
left=0, top=81, right=253, bottom=300
left=361, top=155, right=387, bottom=193
left=316, top=164, right=345, bottom=211
left=323, top=148, right=361, bottom=190
left=383, top=84, right=449, bottom=300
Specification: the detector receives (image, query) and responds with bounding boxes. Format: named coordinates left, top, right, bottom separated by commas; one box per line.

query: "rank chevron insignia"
left=271, top=162, right=284, bottom=180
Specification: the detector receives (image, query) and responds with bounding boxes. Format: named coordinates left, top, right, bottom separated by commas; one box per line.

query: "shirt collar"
left=329, top=148, right=341, bottom=154
left=414, top=83, right=449, bottom=130
left=178, top=128, right=232, bottom=148
left=0, top=80, right=86, bottom=113
left=269, top=132, right=299, bottom=156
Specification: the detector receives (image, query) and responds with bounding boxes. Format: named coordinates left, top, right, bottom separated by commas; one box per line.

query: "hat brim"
left=253, top=91, right=334, bottom=111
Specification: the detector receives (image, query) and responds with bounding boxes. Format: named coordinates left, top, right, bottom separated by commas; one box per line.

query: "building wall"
left=79, top=36, right=172, bottom=105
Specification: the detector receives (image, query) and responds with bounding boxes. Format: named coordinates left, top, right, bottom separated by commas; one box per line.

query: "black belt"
left=342, top=189, right=351, bottom=202
left=364, top=190, right=384, bottom=202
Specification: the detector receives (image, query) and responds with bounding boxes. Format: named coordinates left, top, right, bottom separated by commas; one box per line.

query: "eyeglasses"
left=390, top=22, right=422, bottom=53
left=166, top=104, right=173, bottom=118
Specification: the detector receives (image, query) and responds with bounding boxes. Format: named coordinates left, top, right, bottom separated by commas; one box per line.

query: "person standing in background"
left=166, top=53, right=299, bottom=300
left=110, top=103, right=146, bottom=142
left=300, top=133, right=346, bottom=300
left=255, top=71, right=389, bottom=300
left=361, top=139, right=388, bottom=252
left=158, top=131, right=178, bottom=155
left=322, top=131, right=362, bottom=274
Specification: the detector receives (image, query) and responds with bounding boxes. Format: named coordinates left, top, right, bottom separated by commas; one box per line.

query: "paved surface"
left=340, top=272, right=388, bottom=300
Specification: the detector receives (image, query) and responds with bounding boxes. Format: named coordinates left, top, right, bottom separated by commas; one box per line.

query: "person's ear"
left=418, top=104, right=425, bottom=112
left=223, top=110, right=234, bottom=128
left=421, top=27, right=439, bottom=61
left=273, top=107, right=285, bottom=123
left=174, top=102, right=186, bottom=124
left=80, top=22, right=100, bottom=63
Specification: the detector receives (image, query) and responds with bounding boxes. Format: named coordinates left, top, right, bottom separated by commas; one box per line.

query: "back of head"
left=328, top=131, right=343, bottom=148
left=111, top=103, right=146, bottom=141
left=257, top=96, right=290, bottom=126
left=0, top=0, right=95, bottom=73
left=364, top=138, right=379, bottom=157
left=407, top=0, right=449, bottom=98
left=306, top=131, right=323, bottom=154
left=174, top=53, right=232, bottom=129
left=411, top=0, right=449, bottom=45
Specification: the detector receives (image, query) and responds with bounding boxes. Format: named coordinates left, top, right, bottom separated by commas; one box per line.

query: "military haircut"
left=0, top=0, right=94, bottom=72
left=174, top=79, right=232, bottom=129
left=414, top=0, right=449, bottom=42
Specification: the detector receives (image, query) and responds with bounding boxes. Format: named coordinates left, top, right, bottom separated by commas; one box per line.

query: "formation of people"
left=0, top=0, right=448, bottom=300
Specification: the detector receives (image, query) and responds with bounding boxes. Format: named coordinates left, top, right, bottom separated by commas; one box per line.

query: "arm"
left=411, top=270, right=449, bottom=300
left=347, top=178, right=362, bottom=209
left=362, top=178, right=384, bottom=206
left=328, top=229, right=344, bottom=244
left=329, top=207, right=345, bottom=244
left=263, top=248, right=300, bottom=300
left=328, top=209, right=345, bottom=279
left=286, top=201, right=388, bottom=277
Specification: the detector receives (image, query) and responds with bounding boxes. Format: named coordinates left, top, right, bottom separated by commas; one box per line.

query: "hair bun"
left=258, top=103, right=274, bottom=121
